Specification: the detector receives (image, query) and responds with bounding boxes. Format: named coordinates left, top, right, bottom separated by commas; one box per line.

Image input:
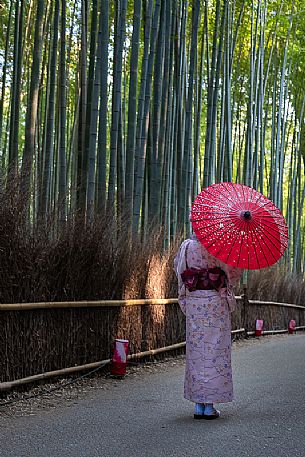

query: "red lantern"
left=288, top=320, right=296, bottom=334
left=110, top=339, right=129, bottom=376
left=255, top=319, right=264, bottom=337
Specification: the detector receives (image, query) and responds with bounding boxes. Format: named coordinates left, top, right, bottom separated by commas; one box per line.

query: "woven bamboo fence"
left=0, top=295, right=304, bottom=386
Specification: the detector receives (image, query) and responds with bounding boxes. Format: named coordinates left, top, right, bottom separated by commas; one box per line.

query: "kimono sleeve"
left=173, top=240, right=190, bottom=315
left=225, top=264, right=243, bottom=286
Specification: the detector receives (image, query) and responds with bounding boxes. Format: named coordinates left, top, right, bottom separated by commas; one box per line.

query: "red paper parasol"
left=191, top=182, right=289, bottom=270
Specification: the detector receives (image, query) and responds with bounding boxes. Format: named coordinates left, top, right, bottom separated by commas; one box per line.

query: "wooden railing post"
left=242, top=284, right=249, bottom=335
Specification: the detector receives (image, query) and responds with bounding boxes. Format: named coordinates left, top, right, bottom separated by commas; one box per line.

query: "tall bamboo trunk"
left=183, top=0, right=200, bottom=221
left=58, top=0, right=67, bottom=225
left=20, top=0, right=45, bottom=202
left=8, top=0, right=24, bottom=176
left=0, top=1, right=13, bottom=177
left=87, top=1, right=104, bottom=220
left=107, top=0, right=127, bottom=213
left=39, top=0, right=59, bottom=223
left=96, top=0, right=109, bottom=215
left=76, top=0, right=88, bottom=214
left=203, top=0, right=221, bottom=188
left=133, top=0, right=161, bottom=233
left=125, top=0, right=141, bottom=223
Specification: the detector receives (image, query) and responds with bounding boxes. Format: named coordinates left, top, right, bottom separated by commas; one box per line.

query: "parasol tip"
left=242, top=210, right=252, bottom=220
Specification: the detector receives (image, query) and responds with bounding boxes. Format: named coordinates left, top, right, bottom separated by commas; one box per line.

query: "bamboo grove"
left=0, top=0, right=305, bottom=272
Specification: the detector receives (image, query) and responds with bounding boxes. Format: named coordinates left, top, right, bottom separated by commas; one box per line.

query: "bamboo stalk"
left=247, top=327, right=305, bottom=336
left=248, top=300, right=305, bottom=310
left=128, top=342, right=186, bottom=360
left=1, top=297, right=305, bottom=311
left=246, top=330, right=288, bottom=336
left=231, top=328, right=245, bottom=334
left=0, top=298, right=181, bottom=311
left=0, top=360, right=111, bottom=392
left=260, top=330, right=288, bottom=335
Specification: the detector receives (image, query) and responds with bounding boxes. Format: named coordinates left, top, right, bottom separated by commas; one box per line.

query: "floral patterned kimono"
left=174, top=235, right=242, bottom=404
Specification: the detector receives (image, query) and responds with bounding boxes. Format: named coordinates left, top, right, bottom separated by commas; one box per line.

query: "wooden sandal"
left=203, top=407, right=220, bottom=420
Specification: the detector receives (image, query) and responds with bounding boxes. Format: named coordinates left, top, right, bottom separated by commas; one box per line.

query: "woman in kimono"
left=174, top=233, right=243, bottom=420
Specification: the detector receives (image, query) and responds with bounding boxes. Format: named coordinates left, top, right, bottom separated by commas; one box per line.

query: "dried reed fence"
left=0, top=188, right=305, bottom=390
left=0, top=295, right=304, bottom=387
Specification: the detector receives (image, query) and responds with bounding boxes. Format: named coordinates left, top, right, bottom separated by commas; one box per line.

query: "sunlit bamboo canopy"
left=0, top=0, right=305, bottom=272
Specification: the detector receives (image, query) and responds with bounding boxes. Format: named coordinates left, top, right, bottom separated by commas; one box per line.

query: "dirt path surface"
left=0, top=334, right=304, bottom=457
